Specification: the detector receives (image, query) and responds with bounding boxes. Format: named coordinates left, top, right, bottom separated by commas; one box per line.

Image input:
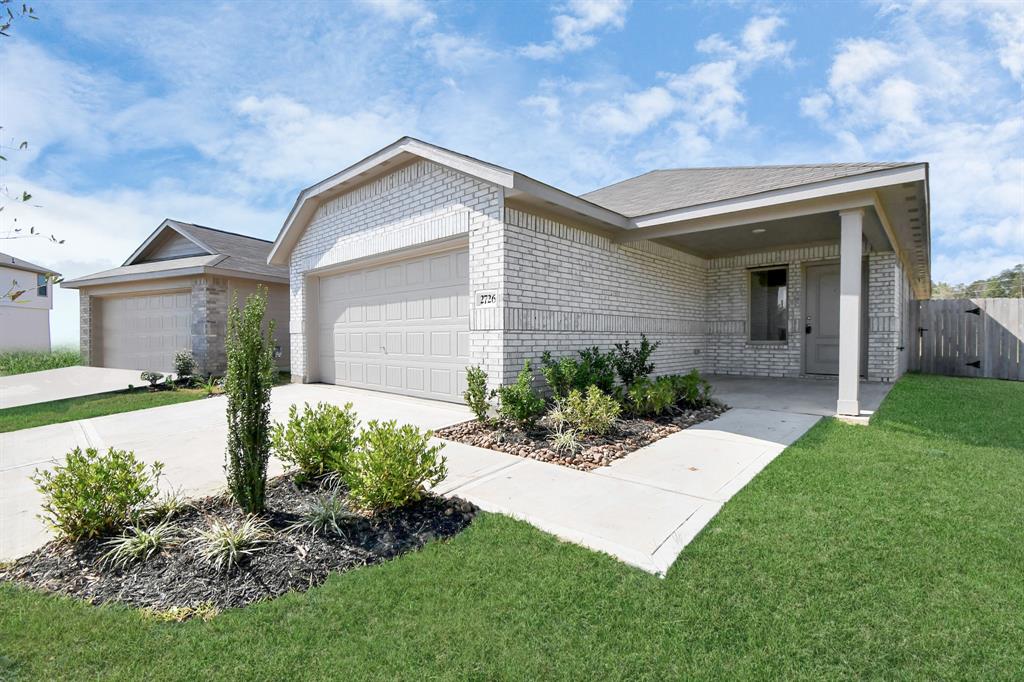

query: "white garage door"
left=317, top=247, right=470, bottom=402
left=100, top=292, right=192, bottom=371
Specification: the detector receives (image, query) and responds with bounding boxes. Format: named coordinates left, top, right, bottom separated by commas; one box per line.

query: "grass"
left=0, top=346, right=81, bottom=376
left=0, top=387, right=208, bottom=433
left=0, top=374, right=1021, bottom=680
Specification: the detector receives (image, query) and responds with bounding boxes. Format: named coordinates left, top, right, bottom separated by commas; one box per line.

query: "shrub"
left=495, top=360, right=546, bottom=429
left=0, top=346, right=81, bottom=376
left=192, top=516, right=271, bottom=572
left=557, top=385, right=621, bottom=435
left=667, top=369, right=714, bottom=408
left=140, top=371, right=164, bottom=388
left=199, top=375, right=222, bottom=396
left=31, top=447, right=163, bottom=541
left=224, top=287, right=277, bottom=514
left=576, top=347, right=616, bottom=394
left=101, top=518, right=181, bottom=569
left=173, top=351, right=196, bottom=380
left=271, top=402, right=358, bottom=480
left=343, top=420, right=447, bottom=511
left=540, top=352, right=581, bottom=401
left=286, top=493, right=359, bottom=536
left=611, top=335, right=660, bottom=388
left=463, top=365, right=491, bottom=421
left=627, top=377, right=677, bottom=417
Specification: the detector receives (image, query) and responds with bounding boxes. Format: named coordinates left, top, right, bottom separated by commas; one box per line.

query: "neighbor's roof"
left=581, top=163, right=918, bottom=218
left=62, top=220, right=286, bottom=288
left=0, top=251, right=60, bottom=277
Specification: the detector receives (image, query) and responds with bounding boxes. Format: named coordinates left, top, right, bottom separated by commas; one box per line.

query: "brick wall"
left=501, top=208, right=708, bottom=382
left=79, top=292, right=98, bottom=365
left=190, top=276, right=228, bottom=376
left=288, top=159, right=505, bottom=383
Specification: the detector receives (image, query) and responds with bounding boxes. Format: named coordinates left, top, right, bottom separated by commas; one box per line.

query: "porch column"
left=837, top=208, right=864, bottom=416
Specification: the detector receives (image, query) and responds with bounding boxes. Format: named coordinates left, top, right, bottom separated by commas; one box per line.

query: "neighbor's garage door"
left=100, top=291, right=192, bottom=371
left=317, top=247, right=470, bottom=402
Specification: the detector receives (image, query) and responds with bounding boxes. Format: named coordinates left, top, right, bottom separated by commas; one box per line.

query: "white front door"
left=805, top=262, right=869, bottom=375
left=316, top=247, right=470, bottom=402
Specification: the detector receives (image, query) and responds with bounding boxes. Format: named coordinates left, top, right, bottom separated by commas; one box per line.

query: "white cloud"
left=583, top=86, right=675, bottom=136
left=520, top=0, right=629, bottom=60
left=984, top=3, right=1024, bottom=81
left=697, top=14, right=793, bottom=65
left=359, top=0, right=436, bottom=30
left=522, top=95, right=562, bottom=120
left=422, top=33, right=499, bottom=70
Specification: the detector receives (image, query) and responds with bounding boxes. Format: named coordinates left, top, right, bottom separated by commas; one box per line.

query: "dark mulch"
left=436, top=403, right=729, bottom=471
left=1, top=476, right=476, bottom=613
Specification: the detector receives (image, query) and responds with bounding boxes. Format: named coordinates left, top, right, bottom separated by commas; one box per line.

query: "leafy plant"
left=286, top=493, right=359, bottom=536
left=146, top=488, right=189, bottom=521
left=173, top=350, right=196, bottom=381
left=557, top=385, right=621, bottom=436
left=200, top=375, right=222, bottom=396
left=494, top=360, right=546, bottom=429
left=550, top=428, right=582, bottom=455
left=344, top=420, right=447, bottom=511
left=612, top=335, right=660, bottom=388
left=101, top=518, right=181, bottom=569
left=140, top=371, right=164, bottom=388
left=463, top=365, right=491, bottom=422
left=192, top=516, right=271, bottom=572
left=627, top=377, right=677, bottom=417
left=577, top=347, right=616, bottom=394
left=31, top=447, right=163, bottom=541
left=271, top=402, right=358, bottom=480
left=540, top=352, right=581, bottom=401
left=224, top=287, right=276, bottom=515
left=667, top=369, right=714, bottom=408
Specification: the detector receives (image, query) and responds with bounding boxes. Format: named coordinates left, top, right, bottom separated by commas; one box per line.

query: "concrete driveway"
left=0, top=366, right=145, bottom=409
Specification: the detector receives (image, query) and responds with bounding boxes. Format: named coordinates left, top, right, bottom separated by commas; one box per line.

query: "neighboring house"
left=62, top=220, right=289, bottom=375
left=0, top=252, right=60, bottom=352
left=268, top=138, right=930, bottom=417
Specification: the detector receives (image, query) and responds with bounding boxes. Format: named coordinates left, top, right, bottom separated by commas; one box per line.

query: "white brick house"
left=268, top=138, right=930, bottom=417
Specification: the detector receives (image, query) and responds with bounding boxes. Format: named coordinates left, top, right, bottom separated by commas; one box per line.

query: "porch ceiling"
left=659, top=209, right=889, bottom=258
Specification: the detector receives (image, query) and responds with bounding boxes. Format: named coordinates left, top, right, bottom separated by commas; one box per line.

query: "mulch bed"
left=436, top=403, right=729, bottom=471
left=0, top=476, right=476, bottom=614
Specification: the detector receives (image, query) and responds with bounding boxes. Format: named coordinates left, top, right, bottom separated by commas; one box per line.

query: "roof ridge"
left=171, top=220, right=274, bottom=244
left=646, top=161, right=915, bottom=172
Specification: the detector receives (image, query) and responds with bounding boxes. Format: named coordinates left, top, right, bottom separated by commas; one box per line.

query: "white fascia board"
left=268, top=138, right=517, bottom=265
left=512, top=174, right=631, bottom=229
left=61, top=266, right=208, bottom=289
left=628, top=164, right=928, bottom=230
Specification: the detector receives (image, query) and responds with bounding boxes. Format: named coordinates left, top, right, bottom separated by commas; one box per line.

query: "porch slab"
left=707, top=375, right=893, bottom=417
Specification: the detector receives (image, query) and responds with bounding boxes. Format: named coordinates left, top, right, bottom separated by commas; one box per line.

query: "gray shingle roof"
left=0, top=252, right=60, bottom=277
left=581, top=162, right=918, bottom=218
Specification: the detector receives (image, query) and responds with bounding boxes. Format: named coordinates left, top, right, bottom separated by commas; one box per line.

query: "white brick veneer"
left=288, top=159, right=505, bottom=382
left=502, top=208, right=707, bottom=380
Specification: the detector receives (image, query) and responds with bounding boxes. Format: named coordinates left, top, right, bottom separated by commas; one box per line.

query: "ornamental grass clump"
left=31, top=447, right=163, bottom=541
left=224, top=287, right=276, bottom=515
left=101, top=518, right=181, bottom=569
left=343, top=420, right=447, bottom=511
left=192, top=516, right=271, bottom=572
left=271, top=402, right=359, bottom=481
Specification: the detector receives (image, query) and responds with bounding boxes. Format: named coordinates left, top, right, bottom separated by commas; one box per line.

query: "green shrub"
left=611, top=335, right=660, bottom=388
left=667, top=369, right=714, bottom=408
left=495, top=360, right=546, bottom=429
left=463, top=365, right=491, bottom=421
left=540, top=352, right=581, bottom=401
left=343, top=420, right=447, bottom=511
left=271, top=402, right=358, bottom=480
left=140, top=371, right=164, bottom=388
left=192, top=516, right=271, bottom=572
left=224, top=287, right=277, bottom=515
left=173, top=351, right=196, bottom=380
left=101, top=518, right=181, bottom=569
left=627, top=377, right=677, bottom=417
left=31, top=447, right=164, bottom=541
left=576, top=347, right=616, bottom=394
left=556, top=385, right=621, bottom=435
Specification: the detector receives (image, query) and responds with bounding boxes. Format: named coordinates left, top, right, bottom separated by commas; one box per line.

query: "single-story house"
left=267, top=138, right=930, bottom=417
left=0, top=252, right=60, bottom=352
left=62, top=220, right=290, bottom=375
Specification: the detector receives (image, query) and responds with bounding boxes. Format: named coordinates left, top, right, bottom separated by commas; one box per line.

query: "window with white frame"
left=749, top=267, right=787, bottom=342
left=36, top=274, right=48, bottom=298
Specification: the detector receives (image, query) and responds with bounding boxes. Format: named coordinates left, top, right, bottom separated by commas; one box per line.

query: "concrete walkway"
left=2, top=384, right=820, bottom=575
left=0, top=366, right=145, bottom=409
left=709, top=374, right=893, bottom=417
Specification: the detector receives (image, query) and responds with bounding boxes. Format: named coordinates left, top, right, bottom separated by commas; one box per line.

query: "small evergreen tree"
left=224, top=287, right=276, bottom=514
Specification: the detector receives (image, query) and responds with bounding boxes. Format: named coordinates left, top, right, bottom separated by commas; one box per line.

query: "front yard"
left=1, top=374, right=1021, bottom=679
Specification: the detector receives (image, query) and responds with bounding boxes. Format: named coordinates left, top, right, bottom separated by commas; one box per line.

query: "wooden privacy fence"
left=912, top=298, right=1024, bottom=380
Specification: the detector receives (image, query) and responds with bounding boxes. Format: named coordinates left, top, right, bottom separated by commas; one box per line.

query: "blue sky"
left=1, top=0, right=1022, bottom=345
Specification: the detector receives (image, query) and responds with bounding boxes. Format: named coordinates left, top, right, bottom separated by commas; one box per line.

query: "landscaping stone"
left=436, top=403, right=728, bottom=471
left=1, top=476, right=476, bottom=614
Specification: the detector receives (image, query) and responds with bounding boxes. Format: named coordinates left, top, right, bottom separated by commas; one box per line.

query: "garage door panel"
left=100, top=292, right=191, bottom=372
left=317, top=247, right=469, bottom=402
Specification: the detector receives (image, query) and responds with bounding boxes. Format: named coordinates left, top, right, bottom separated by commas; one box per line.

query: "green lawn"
left=0, top=346, right=81, bottom=376
left=1, top=374, right=1021, bottom=680
left=0, top=388, right=209, bottom=433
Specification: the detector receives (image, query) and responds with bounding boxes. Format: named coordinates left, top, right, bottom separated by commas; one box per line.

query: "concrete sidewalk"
left=2, top=384, right=819, bottom=575
left=0, top=366, right=145, bottom=410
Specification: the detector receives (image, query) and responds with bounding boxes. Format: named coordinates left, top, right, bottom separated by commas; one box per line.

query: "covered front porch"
left=612, top=164, right=930, bottom=418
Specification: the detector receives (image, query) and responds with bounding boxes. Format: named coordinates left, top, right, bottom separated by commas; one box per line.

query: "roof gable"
left=133, top=228, right=211, bottom=263
left=0, top=251, right=60, bottom=277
